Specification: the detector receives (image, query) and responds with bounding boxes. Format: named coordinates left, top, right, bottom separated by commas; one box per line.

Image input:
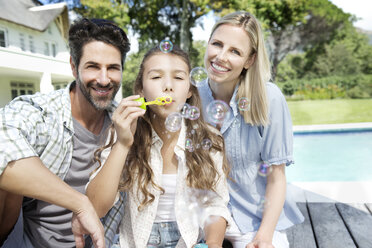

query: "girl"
left=198, top=11, right=304, bottom=248
left=86, top=46, right=231, bottom=248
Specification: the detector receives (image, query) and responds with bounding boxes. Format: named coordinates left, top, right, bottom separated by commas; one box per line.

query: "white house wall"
left=0, top=19, right=73, bottom=107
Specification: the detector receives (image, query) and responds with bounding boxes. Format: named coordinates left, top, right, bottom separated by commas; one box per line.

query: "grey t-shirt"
left=23, top=115, right=110, bottom=248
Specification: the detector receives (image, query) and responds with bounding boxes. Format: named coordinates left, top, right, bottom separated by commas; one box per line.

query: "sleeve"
left=0, top=100, right=46, bottom=175
left=200, top=149, right=232, bottom=228
left=261, top=83, right=294, bottom=166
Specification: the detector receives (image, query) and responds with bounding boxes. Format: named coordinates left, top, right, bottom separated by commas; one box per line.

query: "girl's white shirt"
left=89, top=120, right=231, bottom=248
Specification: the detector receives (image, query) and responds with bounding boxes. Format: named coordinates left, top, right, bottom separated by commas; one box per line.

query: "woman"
left=198, top=11, right=304, bottom=248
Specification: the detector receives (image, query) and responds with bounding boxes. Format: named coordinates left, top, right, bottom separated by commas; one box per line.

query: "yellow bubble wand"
left=135, top=96, right=172, bottom=110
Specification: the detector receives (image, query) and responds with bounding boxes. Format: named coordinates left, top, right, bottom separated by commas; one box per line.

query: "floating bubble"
left=159, top=39, right=173, bottom=53
left=257, top=162, right=272, bottom=177
left=237, top=97, right=250, bottom=111
left=187, top=106, right=200, bottom=120
left=258, top=198, right=270, bottom=211
left=185, top=138, right=193, bottom=150
left=190, top=67, right=208, bottom=87
left=201, top=139, right=212, bottom=150
left=231, top=117, right=241, bottom=128
left=206, top=100, right=230, bottom=125
left=192, top=123, right=199, bottom=130
left=165, top=112, right=182, bottom=132
left=180, top=188, right=220, bottom=227
left=178, top=103, right=191, bottom=118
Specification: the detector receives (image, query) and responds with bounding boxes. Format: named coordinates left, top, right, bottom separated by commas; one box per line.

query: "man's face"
left=72, top=41, right=122, bottom=110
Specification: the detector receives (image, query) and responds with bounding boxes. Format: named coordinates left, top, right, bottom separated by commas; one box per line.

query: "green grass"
left=287, top=99, right=372, bottom=125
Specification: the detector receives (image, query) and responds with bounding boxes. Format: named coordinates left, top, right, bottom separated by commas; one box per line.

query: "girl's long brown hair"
left=95, top=46, right=229, bottom=211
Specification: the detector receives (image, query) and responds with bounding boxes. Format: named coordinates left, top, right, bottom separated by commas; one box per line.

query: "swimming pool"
left=286, top=130, right=372, bottom=182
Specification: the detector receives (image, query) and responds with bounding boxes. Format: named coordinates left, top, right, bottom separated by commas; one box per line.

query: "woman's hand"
left=111, top=95, right=145, bottom=147
left=246, top=239, right=275, bottom=248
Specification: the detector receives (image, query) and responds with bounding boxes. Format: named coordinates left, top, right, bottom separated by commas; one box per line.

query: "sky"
left=329, top=0, right=372, bottom=31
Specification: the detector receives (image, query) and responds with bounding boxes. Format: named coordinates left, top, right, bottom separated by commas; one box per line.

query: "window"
left=51, top=43, right=57, bottom=57
left=0, top=29, right=6, bottom=47
left=19, top=33, right=25, bottom=51
left=44, top=42, right=50, bottom=56
left=10, top=82, right=35, bottom=99
left=29, top=35, right=35, bottom=53
left=43, top=42, right=57, bottom=57
left=53, top=82, right=68, bottom=90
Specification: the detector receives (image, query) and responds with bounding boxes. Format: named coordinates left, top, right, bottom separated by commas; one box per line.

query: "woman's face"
left=141, top=53, right=192, bottom=120
left=205, top=24, right=253, bottom=87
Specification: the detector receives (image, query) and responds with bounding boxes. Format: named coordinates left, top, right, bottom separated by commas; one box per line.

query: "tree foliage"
left=127, top=0, right=230, bottom=52
left=74, top=0, right=130, bottom=32
left=223, top=0, right=351, bottom=81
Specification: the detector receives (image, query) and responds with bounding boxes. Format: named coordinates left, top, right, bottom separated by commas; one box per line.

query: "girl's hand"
left=111, top=95, right=146, bottom=147
left=246, top=240, right=274, bottom=248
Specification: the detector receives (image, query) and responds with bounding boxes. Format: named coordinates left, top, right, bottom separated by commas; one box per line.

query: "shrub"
left=279, top=74, right=372, bottom=100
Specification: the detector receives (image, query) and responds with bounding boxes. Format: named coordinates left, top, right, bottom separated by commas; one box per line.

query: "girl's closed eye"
left=231, top=49, right=241, bottom=56
left=211, top=41, right=222, bottom=47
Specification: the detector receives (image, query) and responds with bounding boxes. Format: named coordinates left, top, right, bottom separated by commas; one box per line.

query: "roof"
left=0, top=0, right=68, bottom=32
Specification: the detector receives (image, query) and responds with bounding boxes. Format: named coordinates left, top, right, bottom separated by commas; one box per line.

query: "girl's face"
left=205, top=24, right=253, bottom=87
left=141, top=53, right=192, bottom=119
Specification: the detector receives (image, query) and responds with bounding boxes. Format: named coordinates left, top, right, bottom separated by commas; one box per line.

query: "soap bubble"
left=231, top=117, right=241, bottom=128
left=257, top=162, right=272, bottom=177
left=258, top=198, right=270, bottom=211
left=201, top=139, right=212, bottom=150
left=190, top=67, right=208, bottom=87
left=159, top=39, right=173, bottom=53
left=206, top=100, right=230, bottom=125
left=237, top=97, right=250, bottom=111
left=187, top=106, right=200, bottom=120
left=175, top=188, right=221, bottom=228
left=185, top=138, right=193, bottom=150
left=178, top=103, right=191, bottom=118
left=165, top=112, right=182, bottom=132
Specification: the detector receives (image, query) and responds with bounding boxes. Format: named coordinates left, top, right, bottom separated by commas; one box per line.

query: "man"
left=0, top=18, right=130, bottom=248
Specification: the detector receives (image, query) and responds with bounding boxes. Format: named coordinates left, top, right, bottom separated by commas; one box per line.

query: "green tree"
left=190, top=40, right=207, bottom=68
left=225, top=0, right=351, bottom=81
left=127, top=0, right=229, bottom=53
left=121, top=50, right=147, bottom=97
left=310, top=26, right=372, bottom=77
left=74, top=0, right=130, bottom=31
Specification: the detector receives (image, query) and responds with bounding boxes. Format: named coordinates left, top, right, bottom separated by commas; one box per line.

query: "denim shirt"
left=198, top=80, right=304, bottom=233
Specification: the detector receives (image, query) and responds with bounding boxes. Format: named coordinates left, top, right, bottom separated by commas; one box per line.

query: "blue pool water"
left=286, top=131, right=372, bottom=182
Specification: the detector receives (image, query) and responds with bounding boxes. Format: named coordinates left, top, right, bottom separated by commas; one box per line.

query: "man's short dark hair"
left=68, top=18, right=130, bottom=68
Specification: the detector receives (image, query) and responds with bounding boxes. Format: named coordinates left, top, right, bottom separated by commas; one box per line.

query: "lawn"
left=287, top=99, right=372, bottom=125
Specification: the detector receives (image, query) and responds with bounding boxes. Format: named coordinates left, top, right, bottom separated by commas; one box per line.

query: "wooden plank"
left=308, top=202, right=356, bottom=248
left=336, top=203, right=372, bottom=248
left=365, top=203, right=372, bottom=214
left=286, top=203, right=317, bottom=248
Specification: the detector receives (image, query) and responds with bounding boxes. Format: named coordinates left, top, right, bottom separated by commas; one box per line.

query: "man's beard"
left=76, top=74, right=120, bottom=111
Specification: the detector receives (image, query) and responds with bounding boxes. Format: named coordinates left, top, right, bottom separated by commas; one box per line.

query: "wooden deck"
left=286, top=202, right=372, bottom=248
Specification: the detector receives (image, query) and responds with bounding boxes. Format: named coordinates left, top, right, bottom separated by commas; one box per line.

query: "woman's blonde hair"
left=210, top=11, right=271, bottom=126
left=95, top=46, right=229, bottom=211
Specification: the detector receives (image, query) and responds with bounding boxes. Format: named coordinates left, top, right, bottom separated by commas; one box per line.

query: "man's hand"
left=71, top=205, right=105, bottom=248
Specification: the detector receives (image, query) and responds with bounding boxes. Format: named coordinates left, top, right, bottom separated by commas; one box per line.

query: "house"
left=0, top=0, right=123, bottom=107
